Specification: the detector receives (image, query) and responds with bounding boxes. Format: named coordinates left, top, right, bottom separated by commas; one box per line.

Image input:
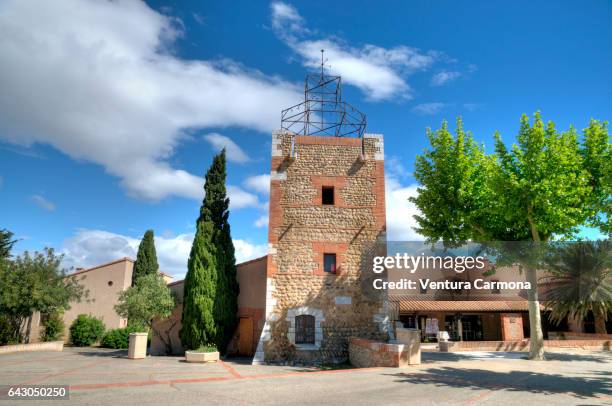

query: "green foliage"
left=0, top=315, right=15, bottom=345
left=100, top=325, right=141, bottom=349
left=412, top=113, right=610, bottom=243
left=193, top=345, right=218, bottom=353
left=0, top=248, right=85, bottom=343
left=115, top=273, right=174, bottom=330
left=411, top=118, right=503, bottom=244
left=0, top=229, right=16, bottom=260
left=40, top=312, right=65, bottom=342
left=131, top=230, right=159, bottom=285
left=69, top=314, right=105, bottom=346
left=580, top=120, right=611, bottom=235
left=543, top=240, right=612, bottom=325
left=180, top=215, right=218, bottom=350
left=181, top=150, right=239, bottom=352
left=492, top=113, right=596, bottom=241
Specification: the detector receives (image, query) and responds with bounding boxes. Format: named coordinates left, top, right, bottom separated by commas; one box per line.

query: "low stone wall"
left=0, top=341, right=64, bottom=354
left=349, top=337, right=420, bottom=368
left=440, top=339, right=610, bottom=352
left=548, top=332, right=612, bottom=340
left=545, top=339, right=611, bottom=350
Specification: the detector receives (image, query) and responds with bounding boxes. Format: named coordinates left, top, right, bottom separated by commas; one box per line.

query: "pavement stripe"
left=457, top=390, right=494, bottom=406
left=69, top=366, right=382, bottom=391
left=219, top=360, right=243, bottom=378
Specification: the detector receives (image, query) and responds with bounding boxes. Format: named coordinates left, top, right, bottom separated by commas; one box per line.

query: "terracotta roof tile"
left=393, top=299, right=539, bottom=312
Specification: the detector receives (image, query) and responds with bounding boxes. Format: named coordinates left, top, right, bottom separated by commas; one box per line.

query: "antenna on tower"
left=320, top=49, right=325, bottom=79
left=281, top=51, right=366, bottom=138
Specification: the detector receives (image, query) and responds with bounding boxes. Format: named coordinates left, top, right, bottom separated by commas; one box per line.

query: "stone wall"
left=257, top=132, right=388, bottom=364
left=349, top=337, right=419, bottom=368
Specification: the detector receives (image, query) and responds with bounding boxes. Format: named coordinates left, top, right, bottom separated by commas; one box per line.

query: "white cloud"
left=254, top=214, right=269, bottom=228
left=227, top=185, right=261, bottom=209
left=0, top=0, right=301, bottom=201
left=61, top=230, right=139, bottom=272
left=31, top=194, right=56, bottom=211
left=412, top=102, right=446, bottom=115
left=271, top=1, right=436, bottom=101
left=431, top=70, right=461, bottom=86
left=233, top=239, right=268, bottom=263
left=243, top=174, right=270, bottom=195
left=385, top=177, right=424, bottom=241
left=203, top=133, right=250, bottom=163
left=61, top=229, right=268, bottom=279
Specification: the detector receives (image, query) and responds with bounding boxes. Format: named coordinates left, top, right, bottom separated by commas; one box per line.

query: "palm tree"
left=542, top=240, right=611, bottom=333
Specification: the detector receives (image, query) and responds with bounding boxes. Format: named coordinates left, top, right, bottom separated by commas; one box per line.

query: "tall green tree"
left=131, top=230, right=159, bottom=286
left=411, top=113, right=610, bottom=360
left=180, top=150, right=238, bottom=352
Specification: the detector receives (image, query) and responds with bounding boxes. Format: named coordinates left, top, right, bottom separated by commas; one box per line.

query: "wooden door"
left=238, top=317, right=253, bottom=356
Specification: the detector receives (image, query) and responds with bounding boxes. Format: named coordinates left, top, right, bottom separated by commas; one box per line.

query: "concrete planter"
left=128, top=332, right=148, bottom=359
left=185, top=350, right=220, bottom=363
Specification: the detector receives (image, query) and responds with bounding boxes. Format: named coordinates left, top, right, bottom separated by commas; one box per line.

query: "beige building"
left=28, top=257, right=172, bottom=343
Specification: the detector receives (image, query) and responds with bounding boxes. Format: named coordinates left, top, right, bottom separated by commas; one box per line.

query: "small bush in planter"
left=100, top=325, right=141, bottom=349
left=69, top=314, right=105, bottom=346
left=40, top=312, right=65, bottom=342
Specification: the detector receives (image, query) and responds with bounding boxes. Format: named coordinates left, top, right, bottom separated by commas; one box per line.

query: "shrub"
left=69, top=314, right=105, bottom=346
left=193, top=345, right=218, bottom=353
left=40, top=312, right=65, bottom=342
left=100, top=325, right=141, bottom=349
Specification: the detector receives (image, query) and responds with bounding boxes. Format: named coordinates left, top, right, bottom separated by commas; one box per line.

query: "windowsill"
left=294, top=344, right=319, bottom=351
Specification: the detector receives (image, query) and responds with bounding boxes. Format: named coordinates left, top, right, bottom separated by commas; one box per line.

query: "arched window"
left=295, top=314, right=315, bottom=345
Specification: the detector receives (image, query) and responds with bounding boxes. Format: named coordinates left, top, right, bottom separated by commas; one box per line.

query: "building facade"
left=28, top=258, right=173, bottom=343
left=253, top=131, right=389, bottom=364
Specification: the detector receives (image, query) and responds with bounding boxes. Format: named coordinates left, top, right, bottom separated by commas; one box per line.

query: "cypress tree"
left=208, top=151, right=239, bottom=353
left=180, top=150, right=238, bottom=351
left=131, top=230, right=159, bottom=286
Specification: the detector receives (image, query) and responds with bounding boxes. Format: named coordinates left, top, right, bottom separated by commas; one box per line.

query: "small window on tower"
left=322, top=186, right=334, bottom=205
left=324, top=253, right=337, bottom=273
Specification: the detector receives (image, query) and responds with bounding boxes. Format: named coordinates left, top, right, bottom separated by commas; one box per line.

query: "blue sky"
left=0, top=0, right=610, bottom=277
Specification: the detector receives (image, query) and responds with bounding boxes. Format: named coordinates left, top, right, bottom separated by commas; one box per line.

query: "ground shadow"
left=221, top=356, right=252, bottom=365
left=73, top=349, right=128, bottom=358
left=421, top=350, right=611, bottom=364
left=388, top=366, right=612, bottom=400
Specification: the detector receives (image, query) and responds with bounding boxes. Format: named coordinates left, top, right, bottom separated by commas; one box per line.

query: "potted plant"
left=185, top=345, right=220, bottom=363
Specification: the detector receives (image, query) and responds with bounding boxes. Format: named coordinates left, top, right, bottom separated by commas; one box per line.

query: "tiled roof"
left=69, top=257, right=134, bottom=276
left=394, top=299, right=537, bottom=312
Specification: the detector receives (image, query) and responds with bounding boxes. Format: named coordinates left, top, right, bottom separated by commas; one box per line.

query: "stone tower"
left=253, top=69, right=388, bottom=364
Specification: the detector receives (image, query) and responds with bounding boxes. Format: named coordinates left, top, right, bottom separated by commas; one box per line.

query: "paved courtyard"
left=0, top=347, right=610, bottom=405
